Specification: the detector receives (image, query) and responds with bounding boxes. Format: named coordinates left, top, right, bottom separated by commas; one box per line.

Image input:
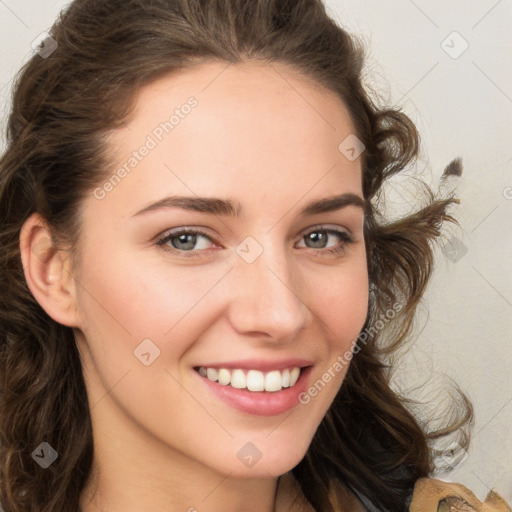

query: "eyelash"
left=155, top=226, right=354, bottom=258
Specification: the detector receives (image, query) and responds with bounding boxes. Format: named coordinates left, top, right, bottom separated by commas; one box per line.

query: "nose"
left=226, top=240, right=311, bottom=342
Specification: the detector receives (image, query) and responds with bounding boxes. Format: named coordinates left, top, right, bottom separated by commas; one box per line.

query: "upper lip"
left=194, top=358, right=313, bottom=372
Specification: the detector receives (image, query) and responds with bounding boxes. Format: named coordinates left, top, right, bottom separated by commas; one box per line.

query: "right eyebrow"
left=132, top=196, right=242, bottom=217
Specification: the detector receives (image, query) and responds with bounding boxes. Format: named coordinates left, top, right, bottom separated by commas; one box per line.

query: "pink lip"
left=194, top=365, right=313, bottom=416
left=194, top=358, right=313, bottom=372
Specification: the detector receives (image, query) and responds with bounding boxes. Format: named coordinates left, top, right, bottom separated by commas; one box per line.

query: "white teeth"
left=246, top=369, right=265, bottom=391
left=206, top=368, right=218, bottom=382
left=230, top=369, right=246, bottom=389
left=217, top=368, right=231, bottom=386
left=281, top=368, right=290, bottom=388
left=289, top=367, right=300, bottom=387
left=197, top=366, right=303, bottom=392
left=264, top=370, right=283, bottom=392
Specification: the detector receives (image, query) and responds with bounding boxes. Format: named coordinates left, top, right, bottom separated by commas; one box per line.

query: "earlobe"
left=19, top=212, right=80, bottom=328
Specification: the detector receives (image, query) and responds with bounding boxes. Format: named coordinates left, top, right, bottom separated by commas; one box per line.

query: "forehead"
left=98, top=60, right=362, bottom=217
left=128, top=59, right=353, bottom=126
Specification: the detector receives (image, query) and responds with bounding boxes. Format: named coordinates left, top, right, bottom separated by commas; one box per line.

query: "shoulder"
left=410, top=477, right=511, bottom=512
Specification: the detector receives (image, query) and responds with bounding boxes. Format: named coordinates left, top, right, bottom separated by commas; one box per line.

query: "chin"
left=215, top=434, right=312, bottom=479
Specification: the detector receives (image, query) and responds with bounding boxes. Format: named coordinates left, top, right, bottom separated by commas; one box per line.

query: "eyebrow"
left=132, top=192, right=368, bottom=218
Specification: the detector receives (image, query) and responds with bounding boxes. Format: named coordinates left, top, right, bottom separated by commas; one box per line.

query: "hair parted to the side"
left=0, top=0, right=473, bottom=511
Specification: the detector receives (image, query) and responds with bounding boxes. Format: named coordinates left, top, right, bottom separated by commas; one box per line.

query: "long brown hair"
left=0, top=1, right=472, bottom=510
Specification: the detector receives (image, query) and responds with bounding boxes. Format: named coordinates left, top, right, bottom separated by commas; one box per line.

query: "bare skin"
left=20, top=60, right=368, bottom=512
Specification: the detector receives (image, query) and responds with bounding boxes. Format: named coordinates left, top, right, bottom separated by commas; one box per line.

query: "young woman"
left=0, top=1, right=509, bottom=511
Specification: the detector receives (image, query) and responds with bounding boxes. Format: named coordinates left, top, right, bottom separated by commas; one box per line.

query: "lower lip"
left=195, top=366, right=313, bottom=416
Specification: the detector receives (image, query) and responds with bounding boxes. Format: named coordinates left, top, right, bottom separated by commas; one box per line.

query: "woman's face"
left=73, top=60, right=369, bottom=479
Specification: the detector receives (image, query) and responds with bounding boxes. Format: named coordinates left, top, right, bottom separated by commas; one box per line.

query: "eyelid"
left=301, top=224, right=352, bottom=237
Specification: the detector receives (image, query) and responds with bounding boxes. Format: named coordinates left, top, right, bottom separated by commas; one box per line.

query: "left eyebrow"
left=298, top=193, right=367, bottom=216
left=131, top=192, right=368, bottom=218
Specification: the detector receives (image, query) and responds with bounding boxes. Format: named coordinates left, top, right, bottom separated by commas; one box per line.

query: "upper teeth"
left=198, top=367, right=301, bottom=392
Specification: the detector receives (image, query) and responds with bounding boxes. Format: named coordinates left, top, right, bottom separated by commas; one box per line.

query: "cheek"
left=297, top=262, right=368, bottom=418
left=74, top=245, right=238, bottom=393
left=314, top=260, right=369, bottom=348
left=77, top=246, right=216, bottom=338
left=73, top=249, right=226, bottom=429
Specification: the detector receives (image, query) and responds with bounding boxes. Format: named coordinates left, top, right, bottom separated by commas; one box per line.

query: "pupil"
left=173, top=234, right=196, bottom=250
left=308, top=232, right=326, bottom=248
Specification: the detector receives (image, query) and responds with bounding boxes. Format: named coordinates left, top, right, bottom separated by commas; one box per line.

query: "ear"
left=19, top=212, right=81, bottom=328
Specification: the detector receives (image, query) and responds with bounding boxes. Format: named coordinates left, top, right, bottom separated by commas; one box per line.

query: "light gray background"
left=1, top=0, right=511, bottom=504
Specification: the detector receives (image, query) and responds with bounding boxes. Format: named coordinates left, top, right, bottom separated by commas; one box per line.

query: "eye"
left=156, top=228, right=216, bottom=256
left=156, top=226, right=354, bottom=258
left=297, top=227, right=353, bottom=255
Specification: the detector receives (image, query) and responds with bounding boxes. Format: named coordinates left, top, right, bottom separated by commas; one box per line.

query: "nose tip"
left=226, top=254, right=310, bottom=341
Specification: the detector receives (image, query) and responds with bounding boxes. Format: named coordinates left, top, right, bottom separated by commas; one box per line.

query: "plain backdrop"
left=1, top=0, right=511, bottom=504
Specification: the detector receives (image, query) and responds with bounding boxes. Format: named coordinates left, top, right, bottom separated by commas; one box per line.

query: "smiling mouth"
left=193, top=366, right=307, bottom=392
